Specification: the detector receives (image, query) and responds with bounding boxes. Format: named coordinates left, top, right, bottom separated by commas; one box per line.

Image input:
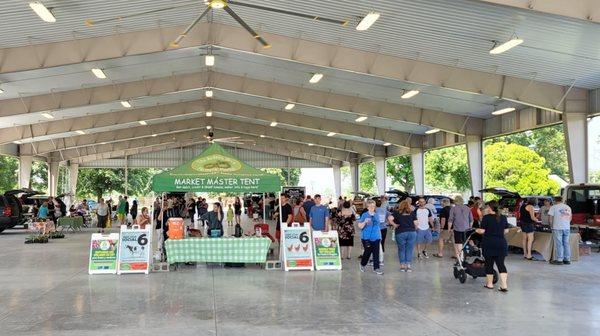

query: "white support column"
left=466, top=136, right=484, bottom=197
left=48, top=161, right=60, bottom=197
left=350, top=163, right=359, bottom=193
left=564, top=112, right=588, bottom=183
left=411, top=150, right=424, bottom=195
left=18, top=156, right=33, bottom=189
left=332, top=165, right=342, bottom=199
left=69, top=163, right=79, bottom=196
left=374, top=157, right=386, bottom=196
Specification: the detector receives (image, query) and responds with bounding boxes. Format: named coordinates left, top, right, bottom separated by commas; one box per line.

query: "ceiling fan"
left=85, top=0, right=349, bottom=49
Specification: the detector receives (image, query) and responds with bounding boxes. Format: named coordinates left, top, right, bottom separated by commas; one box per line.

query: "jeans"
left=395, top=231, right=417, bottom=264
left=552, top=229, right=571, bottom=261
left=361, top=239, right=381, bottom=270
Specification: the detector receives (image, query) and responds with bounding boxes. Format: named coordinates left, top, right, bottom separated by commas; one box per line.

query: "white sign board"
left=117, top=225, right=152, bottom=275
left=281, top=224, right=314, bottom=271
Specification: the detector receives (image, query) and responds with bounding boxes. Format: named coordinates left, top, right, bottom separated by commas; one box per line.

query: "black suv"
left=0, top=189, right=41, bottom=233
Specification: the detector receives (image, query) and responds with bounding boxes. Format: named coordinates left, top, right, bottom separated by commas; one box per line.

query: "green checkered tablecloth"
left=165, top=237, right=272, bottom=264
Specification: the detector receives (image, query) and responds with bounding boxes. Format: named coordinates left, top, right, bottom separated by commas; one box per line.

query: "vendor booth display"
left=151, top=143, right=281, bottom=267
left=506, top=227, right=580, bottom=261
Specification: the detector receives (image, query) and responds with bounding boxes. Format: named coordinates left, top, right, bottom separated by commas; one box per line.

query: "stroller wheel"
left=458, top=269, right=467, bottom=284
left=453, top=267, right=459, bottom=279
left=493, top=270, right=499, bottom=284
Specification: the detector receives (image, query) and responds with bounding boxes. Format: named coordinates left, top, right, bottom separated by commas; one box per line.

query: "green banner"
left=312, top=231, right=342, bottom=270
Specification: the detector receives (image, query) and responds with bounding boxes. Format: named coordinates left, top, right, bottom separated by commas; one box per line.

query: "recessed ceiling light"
left=121, top=101, right=131, bottom=108
left=383, top=142, right=391, bottom=146
left=356, top=12, right=380, bottom=31
left=260, top=135, right=266, bottom=138
left=425, top=128, right=440, bottom=134
left=209, top=0, right=226, bottom=9
left=270, top=121, right=278, bottom=127
left=139, top=120, right=147, bottom=125
left=206, top=125, right=212, bottom=129
left=327, top=132, right=336, bottom=137
left=490, top=37, right=524, bottom=55
left=491, top=107, right=516, bottom=115
left=206, top=111, right=213, bottom=117
left=355, top=116, right=367, bottom=122
left=309, top=73, right=323, bottom=84
left=41, top=113, right=54, bottom=119
left=152, top=134, right=158, bottom=137
left=401, top=90, right=420, bottom=99
left=205, top=90, right=213, bottom=98
left=29, top=2, right=56, bottom=23
left=75, top=130, right=86, bottom=135
left=285, top=103, right=295, bottom=110
left=205, top=55, right=215, bottom=66
left=308, top=143, right=314, bottom=146
left=91, top=68, right=107, bottom=79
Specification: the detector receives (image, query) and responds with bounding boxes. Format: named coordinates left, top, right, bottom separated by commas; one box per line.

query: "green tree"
left=489, top=124, right=569, bottom=182
left=0, top=155, right=18, bottom=193
left=386, top=156, right=413, bottom=192
left=77, top=168, right=123, bottom=201
left=590, top=170, right=600, bottom=183
left=484, top=142, right=559, bottom=195
left=57, top=165, right=69, bottom=195
left=282, top=168, right=301, bottom=186
left=359, top=162, right=376, bottom=193
left=425, top=146, right=471, bottom=193
left=30, top=161, right=48, bottom=193
left=117, top=168, right=159, bottom=197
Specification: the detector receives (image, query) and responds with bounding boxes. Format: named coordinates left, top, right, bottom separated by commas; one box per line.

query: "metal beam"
left=0, top=22, right=585, bottom=112
left=478, top=0, right=600, bottom=24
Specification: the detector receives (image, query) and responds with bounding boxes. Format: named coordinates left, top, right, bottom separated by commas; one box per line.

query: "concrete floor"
left=1, top=221, right=599, bottom=336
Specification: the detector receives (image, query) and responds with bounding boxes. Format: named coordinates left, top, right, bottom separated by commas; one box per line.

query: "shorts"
left=117, top=213, right=125, bottom=221
left=440, top=230, right=452, bottom=241
left=454, top=230, right=467, bottom=244
left=521, top=222, right=535, bottom=233
left=416, top=229, right=432, bottom=244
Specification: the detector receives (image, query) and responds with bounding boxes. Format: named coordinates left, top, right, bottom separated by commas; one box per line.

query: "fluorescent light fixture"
left=425, top=128, right=440, bottom=134
left=29, top=2, right=56, bottom=23
left=355, top=116, right=368, bottom=122
left=75, top=130, right=86, bottom=135
left=490, top=37, right=524, bottom=55
left=383, top=142, right=391, bottom=146
left=0, top=88, right=4, bottom=94
left=260, top=135, right=266, bottom=138
left=205, top=111, right=213, bottom=117
left=327, top=132, right=336, bottom=137
left=401, top=90, right=420, bottom=99
left=13, top=140, right=22, bottom=145
left=41, top=113, right=54, bottom=119
left=206, top=125, right=212, bottom=129
left=309, top=73, right=323, bottom=84
left=205, top=90, right=213, bottom=98
left=205, top=55, right=215, bottom=66
left=100, top=142, right=107, bottom=145
left=356, top=12, right=380, bottom=31
left=138, top=120, right=147, bottom=125
left=270, top=121, right=278, bottom=127
left=152, top=134, right=158, bottom=137
left=308, top=143, right=314, bottom=146
left=121, top=101, right=131, bottom=108
left=285, top=103, right=295, bottom=110
left=209, top=0, right=226, bottom=9
left=91, top=68, right=106, bottom=79
left=491, top=107, right=516, bottom=115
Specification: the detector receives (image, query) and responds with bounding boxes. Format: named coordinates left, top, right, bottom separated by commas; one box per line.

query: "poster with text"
left=117, top=227, right=151, bottom=275
left=281, top=226, right=314, bottom=271
left=312, top=230, right=342, bottom=270
left=88, top=233, right=119, bottom=274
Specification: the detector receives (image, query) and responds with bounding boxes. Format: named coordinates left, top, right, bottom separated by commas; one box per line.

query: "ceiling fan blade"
left=170, top=6, right=212, bottom=48
left=85, top=2, right=196, bottom=26
left=228, top=0, right=349, bottom=26
left=223, top=6, right=270, bottom=48
left=215, top=137, right=241, bottom=142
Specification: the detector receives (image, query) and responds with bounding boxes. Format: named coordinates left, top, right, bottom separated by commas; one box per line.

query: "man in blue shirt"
left=309, top=194, right=330, bottom=231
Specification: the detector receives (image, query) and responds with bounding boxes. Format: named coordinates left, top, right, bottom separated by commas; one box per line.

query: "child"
left=226, top=204, right=234, bottom=227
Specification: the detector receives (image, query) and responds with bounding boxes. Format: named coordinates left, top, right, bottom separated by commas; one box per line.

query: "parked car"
left=421, top=195, right=448, bottom=213
left=0, top=189, right=42, bottom=233
left=479, top=188, right=523, bottom=219
left=380, top=189, right=411, bottom=210
left=562, top=183, right=600, bottom=225
left=351, top=192, right=372, bottom=213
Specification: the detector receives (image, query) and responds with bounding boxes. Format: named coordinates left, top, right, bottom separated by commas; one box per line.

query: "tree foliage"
left=77, top=168, right=161, bottom=201
left=31, top=161, right=48, bottom=193
left=425, top=146, right=471, bottom=193
left=359, top=162, right=376, bottom=194
left=0, top=155, right=18, bottom=193
left=386, top=156, right=414, bottom=192
left=590, top=170, right=600, bottom=184
left=484, top=142, right=559, bottom=196
left=260, top=168, right=301, bottom=186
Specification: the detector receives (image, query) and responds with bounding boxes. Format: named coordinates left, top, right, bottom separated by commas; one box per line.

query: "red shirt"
left=470, top=206, right=480, bottom=221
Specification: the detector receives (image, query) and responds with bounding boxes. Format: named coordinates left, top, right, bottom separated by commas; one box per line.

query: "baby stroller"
left=453, top=230, right=498, bottom=284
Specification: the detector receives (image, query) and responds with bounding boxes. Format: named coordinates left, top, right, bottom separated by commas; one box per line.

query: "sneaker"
left=549, top=260, right=563, bottom=265
left=406, top=266, right=413, bottom=273
left=374, top=269, right=384, bottom=275
left=360, top=265, right=366, bottom=272
left=422, top=250, right=429, bottom=259
left=400, top=268, right=406, bottom=272
left=563, top=260, right=571, bottom=265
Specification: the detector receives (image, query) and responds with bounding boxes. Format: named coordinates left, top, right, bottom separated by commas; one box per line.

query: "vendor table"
left=165, top=237, right=271, bottom=264
left=58, top=216, right=84, bottom=231
left=506, top=228, right=580, bottom=261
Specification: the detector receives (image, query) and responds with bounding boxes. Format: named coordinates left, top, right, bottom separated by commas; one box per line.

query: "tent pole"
left=263, top=192, right=266, bottom=221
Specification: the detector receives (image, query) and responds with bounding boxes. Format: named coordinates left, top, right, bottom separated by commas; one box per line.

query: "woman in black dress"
left=336, top=201, right=355, bottom=259
left=520, top=198, right=536, bottom=260
left=233, top=197, right=242, bottom=225
left=476, top=200, right=509, bottom=292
